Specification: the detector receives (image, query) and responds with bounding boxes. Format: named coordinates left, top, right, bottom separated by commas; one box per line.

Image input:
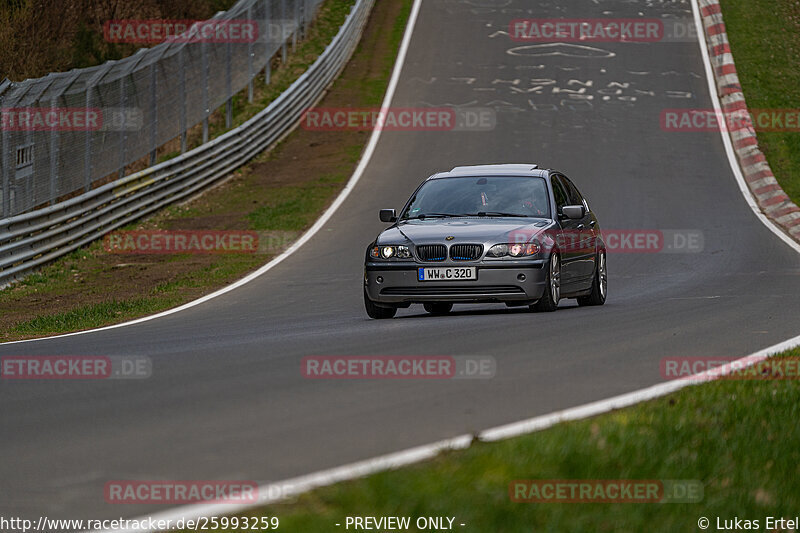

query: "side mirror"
left=561, top=205, right=585, bottom=220
left=379, top=209, right=397, bottom=223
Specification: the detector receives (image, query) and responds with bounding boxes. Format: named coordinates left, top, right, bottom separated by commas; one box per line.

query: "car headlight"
left=487, top=242, right=540, bottom=257
left=370, top=245, right=411, bottom=259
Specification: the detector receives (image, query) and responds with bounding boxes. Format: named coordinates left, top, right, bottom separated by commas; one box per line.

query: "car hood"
left=377, top=218, right=554, bottom=245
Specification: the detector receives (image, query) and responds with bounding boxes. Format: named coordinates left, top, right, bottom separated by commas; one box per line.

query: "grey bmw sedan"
left=364, top=164, right=607, bottom=318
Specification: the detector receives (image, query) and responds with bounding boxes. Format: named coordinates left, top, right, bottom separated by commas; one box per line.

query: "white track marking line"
left=1, top=0, right=422, bottom=347
left=690, top=0, right=800, bottom=254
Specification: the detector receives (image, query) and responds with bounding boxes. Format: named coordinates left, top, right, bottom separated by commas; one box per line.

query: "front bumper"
left=364, top=261, right=547, bottom=305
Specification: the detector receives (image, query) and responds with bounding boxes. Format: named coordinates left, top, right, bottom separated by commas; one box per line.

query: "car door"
left=550, top=175, right=578, bottom=290
left=561, top=175, right=597, bottom=288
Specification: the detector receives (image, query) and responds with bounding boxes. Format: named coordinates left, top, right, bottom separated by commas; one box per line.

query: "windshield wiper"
left=401, top=213, right=462, bottom=220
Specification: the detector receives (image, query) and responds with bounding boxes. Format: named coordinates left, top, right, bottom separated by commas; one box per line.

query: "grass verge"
left=12, top=298, right=179, bottom=335
left=197, top=348, right=800, bottom=532
left=720, top=0, right=800, bottom=204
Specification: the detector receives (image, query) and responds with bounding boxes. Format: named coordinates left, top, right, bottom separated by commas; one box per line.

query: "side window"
left=551, top=175, right=569, bottom=211
left=561, top=176, right=584, bottom=207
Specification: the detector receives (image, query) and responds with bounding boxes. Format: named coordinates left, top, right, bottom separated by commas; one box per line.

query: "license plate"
left=418, top=267, right=477, bottom=281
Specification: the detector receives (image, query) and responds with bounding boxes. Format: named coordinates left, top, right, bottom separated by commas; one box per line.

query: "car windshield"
left=401, top=176, right=550, bottom=219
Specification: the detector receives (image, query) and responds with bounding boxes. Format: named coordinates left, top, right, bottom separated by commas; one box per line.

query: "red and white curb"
left=699, top=0, right=800, bottom=240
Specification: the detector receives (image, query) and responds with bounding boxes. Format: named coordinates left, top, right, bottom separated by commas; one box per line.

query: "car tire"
left=532, top=252, right=560, bottom=312
left=423, top=302, right=453, bottom=315
left=364, top=289, right=397, bottom=319
left=578, top=249, right=607, bottom=307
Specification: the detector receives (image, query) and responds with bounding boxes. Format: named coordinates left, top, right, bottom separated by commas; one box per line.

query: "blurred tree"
left=0, top=0, right=237, bottom=81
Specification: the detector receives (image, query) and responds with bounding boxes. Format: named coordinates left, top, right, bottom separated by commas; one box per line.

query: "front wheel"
left=423, top=302, right=453, bottom=315
left=532, top=252, right=560, bottom=312
left=578, top=250, right=607, bottom=306
left=364, top=289, right=397, bottom=319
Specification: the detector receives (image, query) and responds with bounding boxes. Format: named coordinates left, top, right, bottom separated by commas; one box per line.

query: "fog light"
left=377, top=276, right=384, bottom=284
left=517, top=273, right=526, bottom=282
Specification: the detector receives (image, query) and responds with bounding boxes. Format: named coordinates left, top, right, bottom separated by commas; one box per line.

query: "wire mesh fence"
left=0, top=0, right=322, bottom=218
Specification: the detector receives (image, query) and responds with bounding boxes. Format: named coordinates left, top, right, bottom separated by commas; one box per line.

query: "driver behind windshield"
left=404, top=176, right=550, bottom=218
left=472, top=177, right=548, bottom=217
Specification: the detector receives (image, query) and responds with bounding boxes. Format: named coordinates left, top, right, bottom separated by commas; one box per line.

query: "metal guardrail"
left=0, top=0, right=374, bottom=286
left=0, top=0, right=323, bottom=218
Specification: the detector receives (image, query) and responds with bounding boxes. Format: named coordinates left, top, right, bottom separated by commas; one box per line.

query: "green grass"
left=152, top=257, right=263, bottom=294
left=720, top=0, right=800, bottom=203
left=246, top=170, right=355, bottom=231
left=337, top=0, right=410, bottom=107
left=186, top=348, right=800, bottom=532
left=6, top=245, right=98, bottom=297
left=12, top=298, right=178, bottom=335
left=5, top=252, right=263, bottom=337
left=247, top=183, right=338, bottom=231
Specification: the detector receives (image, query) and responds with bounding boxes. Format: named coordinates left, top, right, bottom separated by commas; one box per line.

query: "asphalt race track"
left=2, top=0, right=800, bottom=520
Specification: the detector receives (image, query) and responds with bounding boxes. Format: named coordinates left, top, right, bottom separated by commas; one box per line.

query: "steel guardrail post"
left=202, top=40, right=209, bottom=144
left=180, top=46, right=188, bottom=154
